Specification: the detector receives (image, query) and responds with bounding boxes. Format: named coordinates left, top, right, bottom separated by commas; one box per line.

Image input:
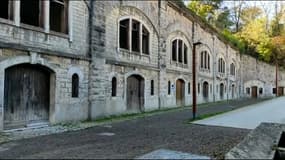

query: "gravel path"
left=0, top=104, right=251, bottom=159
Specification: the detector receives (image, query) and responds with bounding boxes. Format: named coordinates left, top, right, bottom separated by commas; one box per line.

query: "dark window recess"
left=259, top=88, right=263, bottom=94
left=142, top=26, right=149, bottom=54
left=111, top=77, right=117, bottom=97
left=119, top=19, right=129, bottom=50
left=188, top=82, right=190, bottom=94
left=198, top=83, right=200, bottom=94
left=0, top=0, right=8, bottom=19
left=184, top=44, right=188, bottom=64
left=150, top=80, right=154, bottom=95
left=132, top=20, right=140, bottom=52
left=20, top=0, right=41, bottom=26
left=172, top=40, right=177, bottom=61
left=208, top=54, right=210, bottom=70
left=50, top=0, right=68, bottom=33
left=178, top=40, right=183, bottom=63
left=72, top=74, right=79, bottom=97
left=168, top=81, right=171, bottom=95
left=273, top=88, right=277, bottom=94
left=200, top=51, right=204, bottom=68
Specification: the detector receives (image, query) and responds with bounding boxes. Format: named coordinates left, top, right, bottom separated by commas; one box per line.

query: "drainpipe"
left=87, top=0, right=94, bottom=120
left=226, top=45, right=229, bottom=103
left=212, top=35, right=216, bottom=102
left=158, top=0, right=161, bottom=110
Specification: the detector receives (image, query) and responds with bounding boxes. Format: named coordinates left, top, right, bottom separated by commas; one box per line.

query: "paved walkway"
left=194, top=97, right=285, bottom=129
left=0, top=99, right=264, bottom=159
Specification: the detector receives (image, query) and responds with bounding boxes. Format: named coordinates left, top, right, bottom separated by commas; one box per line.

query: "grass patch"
left=89, top=106, right=189, bottom=123
left=188, top=111, right=228, bottom=123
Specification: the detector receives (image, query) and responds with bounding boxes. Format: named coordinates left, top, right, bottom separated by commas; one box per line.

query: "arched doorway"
left=232, top=84, right=235, bottom=98
left=251, top=86, right=258, bottom=98
left=127, top=75, right=144, bottom=112
left=203, top=81, right=209, bottom=99
left=4, top=64, right=52, bottom=129
left=220, top=83, right=224, bottom=99
left=176, top=79, right=185, bottom=106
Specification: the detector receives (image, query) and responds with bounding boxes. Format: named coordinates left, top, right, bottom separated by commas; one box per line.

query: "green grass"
left=188, top=111, right=228, bottom=123
left=93, top=106, right=188, bottom=123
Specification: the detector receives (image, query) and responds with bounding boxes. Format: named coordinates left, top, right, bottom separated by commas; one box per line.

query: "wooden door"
left=278, top=87, right=284, bottom=96
left=4, top=64, right=50, bottom=129
left=127, top=75, right=144, bottom=112
left=176, top=79, right=185, bottom=106
left=251, top=86, right=258, bottom=98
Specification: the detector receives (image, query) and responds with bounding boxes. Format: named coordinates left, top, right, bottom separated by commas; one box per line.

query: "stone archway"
left=126, top=75, right=144, bottom=112
left=176, top=79, right=185, bottom=107
left=4, top=64, right=53, bottom=129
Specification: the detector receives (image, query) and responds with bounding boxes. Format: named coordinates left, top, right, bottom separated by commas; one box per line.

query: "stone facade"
left=0, top=1, right=90, bottom=130
left=0, top=0, right=284, bottom=130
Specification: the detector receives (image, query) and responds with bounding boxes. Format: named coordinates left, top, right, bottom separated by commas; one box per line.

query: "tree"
left=214, top=7, right=234, bottom=31
left=236, top=18, right=273, bottom=61
left=187, top=0, right=222, bottom=20
left=240, top=6, right=263, bottom=25
left=230, top=0, right=245, bottom=32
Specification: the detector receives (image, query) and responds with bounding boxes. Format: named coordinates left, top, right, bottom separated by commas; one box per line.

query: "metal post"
left=276, top=60, right=278, bottom=97
left=192, top=42, right=201, bottom=120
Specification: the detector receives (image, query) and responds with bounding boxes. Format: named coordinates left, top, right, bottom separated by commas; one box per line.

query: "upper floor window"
left=0, top=0, right=13, bottom=20
left=50, top=0, right=68, bottom=33
left=200, top=51, right=210, bottom=70
left=171, top=39, right=188, bottom=64
left=218, top=58, right=225, bottom=73
left=119, top=18, right=149, bottom=54
left=20, top=0, right=42, bottom=27
left=1, top=0, right=69, bottom=34
left=230, top=63, right=236, bottom=76
left=72, top=73, right=79, bottom=98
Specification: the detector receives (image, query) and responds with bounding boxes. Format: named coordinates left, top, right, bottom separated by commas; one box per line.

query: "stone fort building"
left=0, top=0, right=284, bottom=130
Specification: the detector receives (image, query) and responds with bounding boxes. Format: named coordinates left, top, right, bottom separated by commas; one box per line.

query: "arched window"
left=72, top=74, right=79, bottom=98
left=119, top=18, right=149, bottom=54
left=168, top=81, right=171, bottom=95
left=200, top=51, right=210, bottom=70
left=218, top=58, right=225, bottom=73
left=230, top=63, right=235, bottom=76
left=220, top=83, right=224, bottom=98
left=150, top=80, right=154, bottom=95
left=171, top=39, right=188, bottom=64
left=111, top=77, right=117, bottom=97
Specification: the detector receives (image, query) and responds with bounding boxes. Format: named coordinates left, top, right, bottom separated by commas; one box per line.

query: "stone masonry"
left=0, top=0, right=284, bottom=130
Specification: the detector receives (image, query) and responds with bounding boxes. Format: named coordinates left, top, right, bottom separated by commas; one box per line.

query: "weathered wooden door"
left=278, top=87, right=284, bottom=96
left=176, top=79, right=185, bottom=106
left=251, top=86, right=258, bottom=98
left=127, top=75, right=144, bottom=112
left=4, top=64, right=50, bottom=129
